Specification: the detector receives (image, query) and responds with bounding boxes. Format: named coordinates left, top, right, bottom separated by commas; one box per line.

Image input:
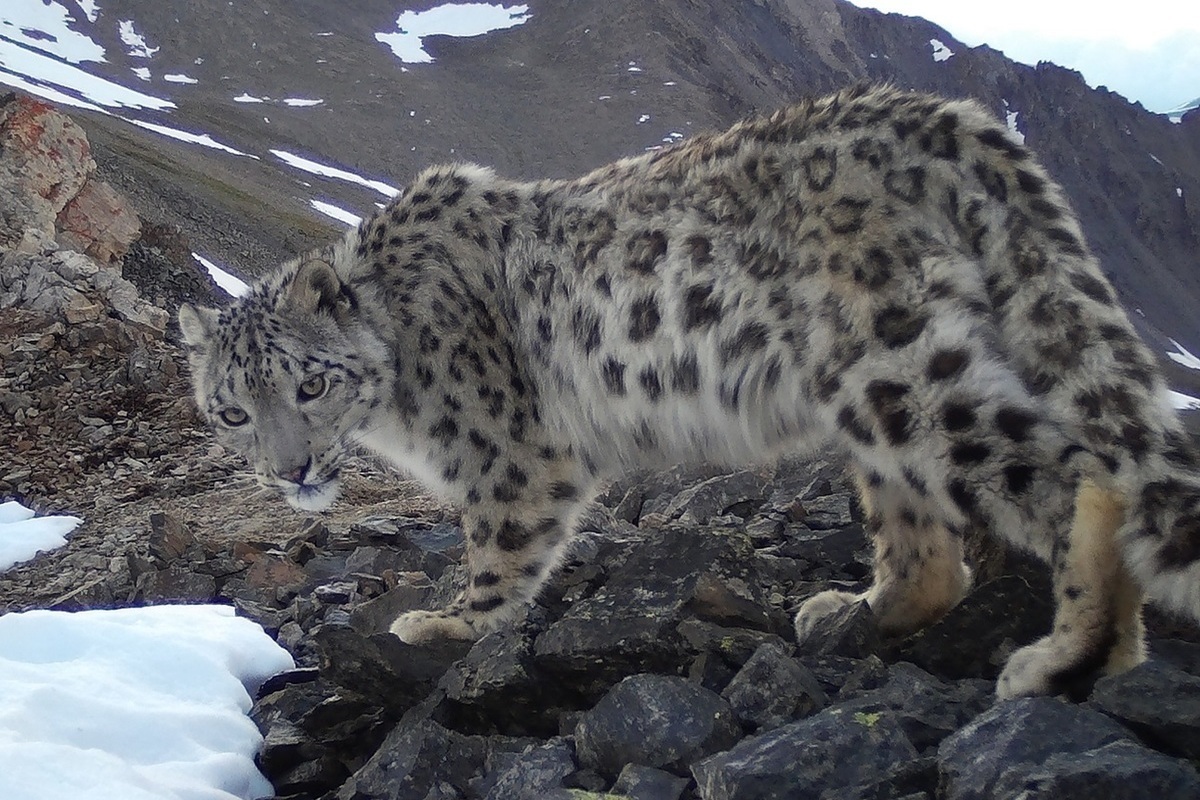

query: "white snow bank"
left=310, top=199, right=362, bottom=227
left=193, top=253, right=250, bottom=297
left=1168, top=339, right=1200, bottom=371
left=0, top=1, right=106, bottom=63
left=375, top=3, right=531, bottom=64
left=271, top=149, right=400, bottom=197
left=1167, top=390, right=1200, bottom=411
left=0, top=501, right=80, bottom=571
left=0, top=605, right=294, bottom=800
left=930, top=38, right=954, bottom=62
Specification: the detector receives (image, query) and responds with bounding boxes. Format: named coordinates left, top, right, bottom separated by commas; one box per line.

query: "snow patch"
left=118, top=20, right=158, bottom=59
left=77, top=0, right=100, bottom=24
left=1002, top=99, right=1025, bottom=144
left=283, top=97, right=323, bottom=107
left=637, top=113, right=650, bottom=123
left=0, top=1, right=106, bottom=63
left=930, top=38, right=954, bottom=62
left=0, top=605, right=293, bottom=800
left=124, top=118, right=255, bottom=158
left=131, top=66, right=150, bottom=81
left=310, top=199, right=362, bottom=227
left=233, top=92, right=265, bottom=103
left=1168, top=339, right=1200, bottom=371
left=1167, top=390, right=1200, bottom=411
left=163, top=73, right=197, bottom=85
left=271, top=149, right=400, bottom=197
left=193, top=253, right=249, bottom=297
left=0, top=37, right=174, bottom=110
left=0, top=502, right=80, bottom=572
left=375, top=3, right=531, bottom=64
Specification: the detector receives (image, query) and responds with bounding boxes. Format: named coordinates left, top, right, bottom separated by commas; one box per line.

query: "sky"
left=846, top=1, right=1200, bottom=112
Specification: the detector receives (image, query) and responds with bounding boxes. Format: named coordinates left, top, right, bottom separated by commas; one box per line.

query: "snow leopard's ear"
left=178, top=303, right=219, bottom=350
left=289, top=259, right=356, bottom=321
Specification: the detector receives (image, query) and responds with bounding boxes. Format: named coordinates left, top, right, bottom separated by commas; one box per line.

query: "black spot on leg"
left=874, top=306, right=929, bottom=349
left=720, top=322, right=770, bottom=364
left=683, top=284, right=723, bottom=331
left=429, top=416, right=459, bottom=445
left=996, top=407, right=1037, bottom=442
left=928, top=348, right=971, bottom=381
left=469, top=596, right=506, bottom=613
left=602, top=357, right=627, bottom=395
left=549, top=481, right=579, bottom=500
left=1070, top=271, right=1113, bottom=305
left=943, top=403, right=976, bottom=432
left=629, top=294, right=661, bottom=342
left=837, top=405, right=876, bottom=445
left=496, top=520, right=532, bottom=551
left=947, top=479, right=977, bottom=515
left=473, top=570, right=502, bottom=587
left=626, top=230, right=668, bottom=274
left=671, top=352, right=700, bottom=394
left=865, top=380, right=914, bottom=445
left=639, top=366, right=663, bottom=402
left=951, top=442, right=992, bottom=464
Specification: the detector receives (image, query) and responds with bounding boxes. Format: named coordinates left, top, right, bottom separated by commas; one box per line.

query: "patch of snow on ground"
left=637, top=113, right=650, bottom=123
left=125, top=118, right=255, bottom=157
left=283, top=97, right=323, bottom=107
left=233, top=92, right=264, bottom=103
left=627, top=61, right=642, bottom=72
left=164, top=73, right=197, bottom=84
left=930, top=38, right=954, bottom=62
left=131, top=66, right=150, bottom=81
left=1002, top=99, right=1025, bottom=144
left=1150, top=153, right=1164, bottom=166
left=0, top=37, right=174, bottom=110
left=0, top=1, right=106, bottom=63
left=0, top=502, right=80, bottom=572
left=271, top=149, right=400, bottom=197
left=0, top=605, right=293, bottom=800
left=376, top=3, right=531, bottom=64
left=118, top=19, right=157, bottom=58
left=77, top=0, right=99, bottom=23
left=1168, top=339, right=1200, bottom=370
left=1179, top=188, right=1184, bottom=198
left=1168, top=390, right=1200, bottom=411
left=310, top=199, right=362, bottom=227
left=193, top=253, right=250, bottom=297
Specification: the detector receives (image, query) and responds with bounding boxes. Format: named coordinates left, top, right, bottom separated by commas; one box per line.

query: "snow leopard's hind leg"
left=795, top=466, right=972, bottom=638
left=996, top=479, right=1145, bottom=699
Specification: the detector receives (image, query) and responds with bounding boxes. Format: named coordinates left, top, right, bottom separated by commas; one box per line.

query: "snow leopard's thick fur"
left=180, top=85, right=1200, bottom=698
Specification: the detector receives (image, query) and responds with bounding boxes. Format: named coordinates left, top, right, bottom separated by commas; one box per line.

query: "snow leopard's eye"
left=219, top=407, right=249, bottom=427
left=298, top=373, right=328, bottom=402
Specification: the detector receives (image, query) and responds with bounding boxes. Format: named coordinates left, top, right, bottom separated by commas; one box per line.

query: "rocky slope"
left=4, top=94, right=1200, bottom=799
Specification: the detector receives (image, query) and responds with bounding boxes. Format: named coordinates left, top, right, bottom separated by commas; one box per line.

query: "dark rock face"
left=575, top=674, right=740, bottom=777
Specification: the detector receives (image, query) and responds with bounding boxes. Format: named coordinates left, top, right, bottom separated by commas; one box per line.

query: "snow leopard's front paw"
left=794, top=589, right=863, bottom=642
left=996, top=635, right=1062, bottom=699
left=389, top=608, right=479, bottom=643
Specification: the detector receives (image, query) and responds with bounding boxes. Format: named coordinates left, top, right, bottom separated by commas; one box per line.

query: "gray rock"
left=896, top=573, right=1054, bottom=681
left=990, top=739, right=1200, bottom=799
left=692, top=705, right=918, bottom=799
left=613, top=763, right=690, bottom=800
left=833, top=663, right=992, bottom=752
left=659, top=469, right=770, bottom=524
left=937, top=696, right=1134, bottom=800
left=337, top=715, right=488, bottom=800
left=721, top=642, right=827, bottom=731
left=1090, top=659, right=1200, bottom=759
left=482, top=738, right=577, bottom=800
left=575, top=674, right=740, bottom=777
left=797, top=599, right=881, bottom=659
left=535, top=529, right=773, bottom=693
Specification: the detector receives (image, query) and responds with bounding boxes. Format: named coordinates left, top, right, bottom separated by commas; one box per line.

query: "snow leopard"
left=179, top=84, right=1200, bottom=698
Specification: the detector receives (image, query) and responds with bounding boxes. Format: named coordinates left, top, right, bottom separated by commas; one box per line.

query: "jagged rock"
left=575, top=674, right=740, bottom=777
left=797, top=598, right=881, bottom=659
left=692, top=704, right=919, bottom=799
left=721, top=641, right=827, bottom=731
left=56, top=177, right=140, bottom=263
left=990, top=739, right=1200, bottom=799
left=937, top=696, right=1138, bottom=800
left=833, top=663, right=992, bottom=752
left=775, top=524, right=870, bottom=579
left=481, top=738, right=577, bottom=800
left=1090, top=660, right=1200, bottom=759
left=658, top=469, right=770, bottom=524
left=0, top=93, right=93, bottom=246
left=534, top=528, right=775, bottom=694
left=895, top=571, right=1054, bottom=680
left=612, top=764, right=690, bottom=800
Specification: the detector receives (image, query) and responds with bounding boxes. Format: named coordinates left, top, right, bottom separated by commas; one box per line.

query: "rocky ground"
left=5, top=93, right=1200, bottom=799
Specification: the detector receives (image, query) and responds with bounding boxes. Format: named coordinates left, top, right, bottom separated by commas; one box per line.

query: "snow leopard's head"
left=179, top=256, right=387, bottom=512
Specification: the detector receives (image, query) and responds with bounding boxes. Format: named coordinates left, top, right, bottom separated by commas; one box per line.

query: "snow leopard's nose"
left=279, top=457, right=311, bottom=485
